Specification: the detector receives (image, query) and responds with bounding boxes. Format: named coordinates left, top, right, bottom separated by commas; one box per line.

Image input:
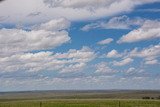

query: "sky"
left=0, top=0, right=160, bottom=92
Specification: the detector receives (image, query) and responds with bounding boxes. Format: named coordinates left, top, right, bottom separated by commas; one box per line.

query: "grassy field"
left=0, top=99, right=160, bottom=107
left=0, top=90, right=160, bottom=107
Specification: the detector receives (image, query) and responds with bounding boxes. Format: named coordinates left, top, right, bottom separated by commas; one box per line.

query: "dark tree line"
left=142, top=96, right=160, bottom=99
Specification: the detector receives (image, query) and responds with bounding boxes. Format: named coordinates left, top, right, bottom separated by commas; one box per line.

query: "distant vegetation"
left=1, top=90, right=160, bottom=100
left=142, top=96, right=160, bottom=100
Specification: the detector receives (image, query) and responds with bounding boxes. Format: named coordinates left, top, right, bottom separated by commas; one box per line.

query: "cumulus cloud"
left=43, top=0, right=159, bottom=10
left=106, top=50, right=122, bottom=58
left=0, top=18, right=71, bottom=56
left=35, top=18, right=71, bottom=31
left=145, top=59, right=158, bottom=65
left=1, top=73, right=160, bottom=91
left=129, top=44, right=160, bottom=65
left=81, top=15, right=144, bottom=31
left=129, top=44, right=160, bottom=59
left=0, top=0, right=159, bottom=24
left=107, top=44, right=160, bottom=65
left=97, top=38, right=113, bottom=45
left=126, top=67, right=136, bottom=74
left=28, top=12, right=41, bottom=17
left=105, top=16, right=144, bottom=29
left=118, top=20, right=160, bottom=43
left=81, top=23, right=100, bottom=31
left=124, top=67, right=146, bottom=77
left=113, top=58, right=133, bottom=66
left=95, top=62, right=116, bottom=74
left=0, top=18, right=97, bottom=74
left=0, top=46, right=96, bottom=73
left=43, top=0, right=113, bottom=9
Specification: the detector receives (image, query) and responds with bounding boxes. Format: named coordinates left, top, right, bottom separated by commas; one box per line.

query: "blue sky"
left=0, top=0, right=160, bottom=92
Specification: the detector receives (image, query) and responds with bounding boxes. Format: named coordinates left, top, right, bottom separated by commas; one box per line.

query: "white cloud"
left=81, top=15, right=144, bottom=31
left=145, top=59, right=158, bottom=65
left=113, top=58, right=133, bottom=66
left=129, top=44, right=160, bottom=60
left=35, top=18, right=71, bottom=31
left=95, top=62, right=116, bottom=74
left=107, top=44, right=160, bottom=65
left=43, top=0, right=159, bottom=10
left=43, top=0, right=113, bottom=9
left=0, top=0, right=159, bottom=24
left=124, top=67, right=145, bottom=77
left=105, top=15, right=144, bottom=29
left=81, top=23, right=101, bottom=31
left=97, top=38, right=113, bottom=45
left=0, top=46, right=96, bottom=73
left=60, top=63, right=86, bottom=73
left=0, top=18, right=71, bottom=56
left=106, top=50, right=122, bottom=58
left=103, top=15, right=131, bottom=29
left=129, top=44, right=160, bottom=65
left=1, top=73, right=160, bottom=91
left=126, top=67, right=136, bottom=74
left=118, top=20, right=160, bottom=43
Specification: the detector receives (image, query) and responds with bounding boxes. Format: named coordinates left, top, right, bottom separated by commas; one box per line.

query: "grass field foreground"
left=0, top=99, right=160, bottom=107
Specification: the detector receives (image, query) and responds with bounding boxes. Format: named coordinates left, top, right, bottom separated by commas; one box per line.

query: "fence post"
left=40, top=102, right=42, bottom=107
left=118, top=101, right=120, bottom=107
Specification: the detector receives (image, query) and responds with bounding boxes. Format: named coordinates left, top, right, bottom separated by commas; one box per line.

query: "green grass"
left=0, top=99, right=160, bottom=107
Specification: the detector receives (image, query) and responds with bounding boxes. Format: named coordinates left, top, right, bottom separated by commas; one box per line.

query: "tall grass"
left=0, top=99, right=160, bottom=107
